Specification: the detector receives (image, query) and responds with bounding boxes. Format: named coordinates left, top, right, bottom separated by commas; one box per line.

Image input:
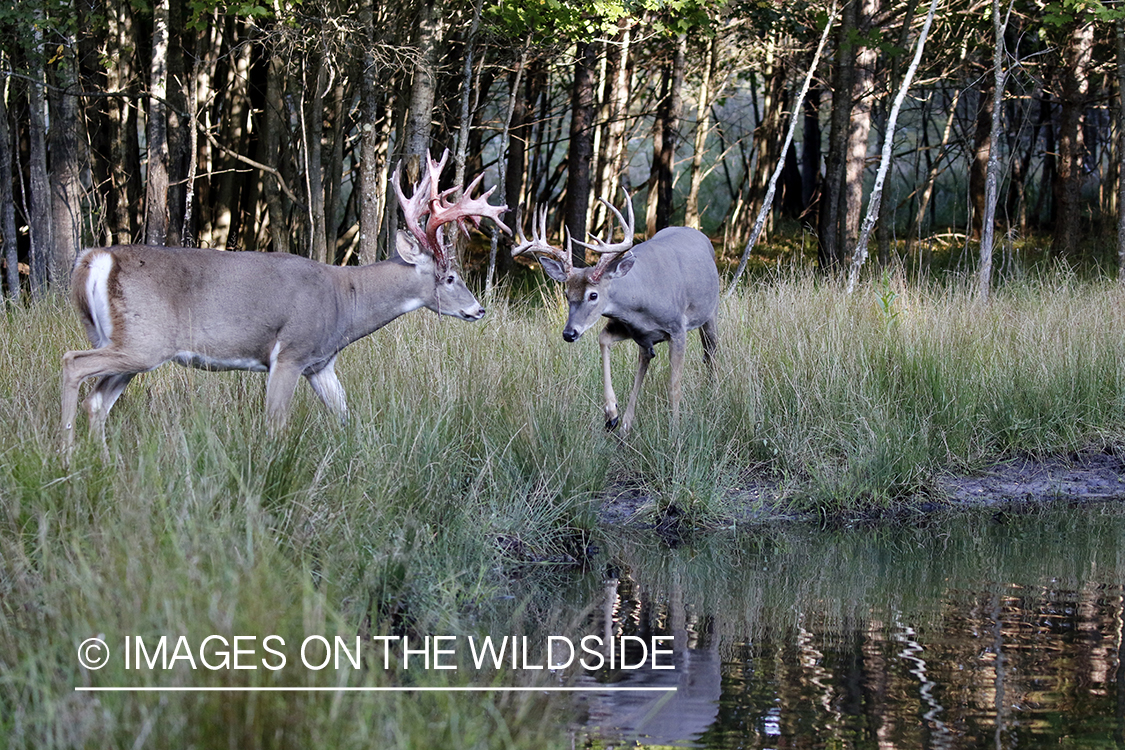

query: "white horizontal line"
left=75, top=686, right=677, bottom=693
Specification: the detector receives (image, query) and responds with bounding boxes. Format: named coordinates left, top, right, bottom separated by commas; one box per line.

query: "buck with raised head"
left=513, top=194, right=718, bottom=432
left=61, top=150, right=508, bottom=451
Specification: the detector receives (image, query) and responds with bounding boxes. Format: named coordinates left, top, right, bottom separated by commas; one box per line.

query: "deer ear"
left=605, top=253, right=635, bottom=279
left=395, top=230, right=429, bottom=266
left=537, top=256, right=569, bottom=283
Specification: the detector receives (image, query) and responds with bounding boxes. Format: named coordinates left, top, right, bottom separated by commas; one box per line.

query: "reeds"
left=2, top=270, right=1124, bottom=746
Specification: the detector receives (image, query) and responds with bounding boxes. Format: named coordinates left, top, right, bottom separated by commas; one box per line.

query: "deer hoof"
left=605, top=416, right=620, bottom=431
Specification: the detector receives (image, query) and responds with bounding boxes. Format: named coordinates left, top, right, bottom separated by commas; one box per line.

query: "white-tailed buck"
left=62, top=150, right=508, bottom=450
left=513, top=193, right=718, bottom=432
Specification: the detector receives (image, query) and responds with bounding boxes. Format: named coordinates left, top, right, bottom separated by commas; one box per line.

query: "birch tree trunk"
left=145, top=0, right=171, bottom=245
left=844, top=0, right=879, bottom=250
left=728, top=4, right=837, bottom=294
left=846, top=0, right=940, bottom=293
left=977, top=0, right=1009, bottom=301
left=487, top=44, right=529, bottom=295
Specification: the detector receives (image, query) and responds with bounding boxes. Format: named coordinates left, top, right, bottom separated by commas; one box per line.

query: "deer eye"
left=446, top=275, right=456, bottom=284
left=588, top=291, right=598, bottom=302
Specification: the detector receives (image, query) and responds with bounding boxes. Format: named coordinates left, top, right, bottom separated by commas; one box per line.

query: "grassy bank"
left=2, top=271, right=1125, bottom=747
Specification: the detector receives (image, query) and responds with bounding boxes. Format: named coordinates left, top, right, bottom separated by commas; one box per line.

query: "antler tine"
left=570, top=190, right=635, bottom=282
left=572, top=190, right=636, bottom=257
left=511, top=204, right=572, bottom=274
left=392, top=159, right=435, bottom=256
left=423, top=150, right=511, bottom=260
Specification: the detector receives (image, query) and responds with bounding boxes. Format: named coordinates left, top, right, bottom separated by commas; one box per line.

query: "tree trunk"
left=106, top=0, right=142, bottom=244
left=685, top=35, right=716, bottom=230
left=968, top=76, right=994, bottom=239
left=846, top=0, right=939, bottom=293
left=406, top=0, right=443, bottom=176
left=323, top=76, right=348, bottom=262
left=145, top=0, right=171, bottom=245
left=163, top=0, right=188, bottom=246
left=977, top=0, right=1008, bottom=301
left=1052, top=17, right=1094, bottom=257
left=262, top=52, right=290, bottom=255
left=358, top=2, right=386, bottom=265
left=487, top=43, right=529, bottom=293
left=596, top=18, right=632, bottom=232
left=211, top=21, right=252, bottom=250
left=0, top=62, right=17, bottom=301
left=27, top=33, right=52, bottom=299
left=818, top=0, right=857, bottom=271
left=1117, top=17, right=1125, bottom=280
left=649, top=34, right=686, bottom=234
left=844, top=0, right=878, bottom=253
left=302, top=51, right=328, bottom=264
left=728, top=4, right=837, bottom=293
left=48, top=45, right=85, bottom=288
left=876, top=0, right=920, bottom=267
left=802, top=85, right=821, bottom=214
left=565, top=40, right=597, bottom=267
left=910, top=86, right=962, bottom=244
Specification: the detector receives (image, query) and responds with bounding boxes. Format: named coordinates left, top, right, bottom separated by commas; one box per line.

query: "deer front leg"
left=306, top=357, right=348, bottom=425
left=598, top=324, right=630, bottom=430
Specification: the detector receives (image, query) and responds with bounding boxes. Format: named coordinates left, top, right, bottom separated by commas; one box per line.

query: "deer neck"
left=338, top=258, right=435, bottom=344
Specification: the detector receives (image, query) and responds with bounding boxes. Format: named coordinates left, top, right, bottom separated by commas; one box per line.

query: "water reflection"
left=560, top=504, right=1125, bottom=748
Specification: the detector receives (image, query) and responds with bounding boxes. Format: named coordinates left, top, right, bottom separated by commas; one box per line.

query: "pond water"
left=543, top=503, right=1125, bottom=748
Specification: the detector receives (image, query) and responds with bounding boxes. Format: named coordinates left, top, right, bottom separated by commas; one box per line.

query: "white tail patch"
left=84, top=251, right=115, bottom=348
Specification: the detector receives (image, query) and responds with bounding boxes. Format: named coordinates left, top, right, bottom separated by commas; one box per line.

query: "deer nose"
left=562, top=328, right=579, bottom=342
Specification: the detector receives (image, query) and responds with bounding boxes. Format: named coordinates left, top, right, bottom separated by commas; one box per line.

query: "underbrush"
left=2, top=269, right=1124, bottom=746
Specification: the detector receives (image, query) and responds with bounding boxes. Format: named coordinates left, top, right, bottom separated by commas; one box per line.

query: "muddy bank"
left=598, top=448, right=1125, bottom=531
left=936, top=449, right=1125, bottom=506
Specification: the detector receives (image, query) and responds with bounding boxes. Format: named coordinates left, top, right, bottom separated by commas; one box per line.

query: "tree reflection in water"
left=561, top=504, right=1125, bottom=748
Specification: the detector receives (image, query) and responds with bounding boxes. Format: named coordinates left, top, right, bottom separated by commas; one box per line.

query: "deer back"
left=601, top=226, right=719, bottom=335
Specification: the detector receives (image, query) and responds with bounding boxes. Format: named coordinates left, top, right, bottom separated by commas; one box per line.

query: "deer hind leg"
left=61, top=348, right=146, bottom=452
left=306, top=357, right=348, bottom=425
left=620, top=341, right=655, bottom=434
left=85, top=373, right=136, bottom=446
left=264, top=353, right=304, bottom=435
left=700, top=319, right=718, bottom=370
left=666, top=332, right=688, bottom=427
left=598, top=324, right=631, bottom=430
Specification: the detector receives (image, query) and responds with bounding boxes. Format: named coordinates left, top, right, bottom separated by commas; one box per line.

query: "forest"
left=0, top=0, right=1121, bottom=302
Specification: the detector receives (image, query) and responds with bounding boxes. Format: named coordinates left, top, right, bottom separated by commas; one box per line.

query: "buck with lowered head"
left=513, top=194, right=718, bottom=432
left=61, top=150, right=509, bottom=451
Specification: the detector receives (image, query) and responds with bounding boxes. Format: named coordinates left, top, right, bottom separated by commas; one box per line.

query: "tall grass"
left=2, top=270, right=1125, bottom=747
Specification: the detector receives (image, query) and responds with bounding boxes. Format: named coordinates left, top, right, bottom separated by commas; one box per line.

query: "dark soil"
left=597, top=448, right=1125, bottom=531
left=936, top=449, right=1125, bottom=506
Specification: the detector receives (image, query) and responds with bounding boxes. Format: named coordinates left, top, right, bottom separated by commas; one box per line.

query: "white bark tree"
left=845, top=0, right=940, bottom=294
